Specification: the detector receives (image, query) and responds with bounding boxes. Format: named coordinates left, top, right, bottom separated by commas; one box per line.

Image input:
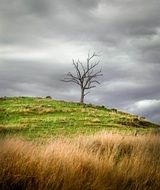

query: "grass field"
left=0, top=97, right=158, bottom=139
left=0, top=97, right=160, bottom=190
left=0, top=133, right=160, bottom=190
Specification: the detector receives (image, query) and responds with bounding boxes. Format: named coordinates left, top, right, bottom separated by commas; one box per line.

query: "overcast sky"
left=0, top=0, right=160, bottom=123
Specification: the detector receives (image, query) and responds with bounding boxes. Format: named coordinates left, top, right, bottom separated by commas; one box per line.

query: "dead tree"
left=62, top=52, right=102, bottom=104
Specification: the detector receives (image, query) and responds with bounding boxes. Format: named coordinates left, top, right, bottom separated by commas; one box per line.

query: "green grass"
left=0, top=97, right=159, bottom=140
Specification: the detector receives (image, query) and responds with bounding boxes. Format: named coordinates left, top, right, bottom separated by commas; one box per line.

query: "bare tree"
left=62, top=52, right=102, bottom=104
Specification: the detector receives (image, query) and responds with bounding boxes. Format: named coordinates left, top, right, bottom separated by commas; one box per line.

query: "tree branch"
left=62, top=51, right=102, bottom=103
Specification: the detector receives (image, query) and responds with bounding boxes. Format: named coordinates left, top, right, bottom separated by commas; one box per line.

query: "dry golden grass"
left=0, top=133, right=160, bottom=190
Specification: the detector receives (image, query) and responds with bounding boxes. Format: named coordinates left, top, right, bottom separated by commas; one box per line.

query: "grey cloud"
left=1, top=0, right=160, bottom=47
left=0, top=0, right=160, bottom=123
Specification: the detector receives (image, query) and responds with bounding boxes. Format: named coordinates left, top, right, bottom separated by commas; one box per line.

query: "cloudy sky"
left=0, top=0, right=160, bottom=123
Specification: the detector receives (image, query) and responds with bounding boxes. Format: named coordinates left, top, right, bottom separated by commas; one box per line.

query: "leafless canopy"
left=62, top=52, right=102, bottom=103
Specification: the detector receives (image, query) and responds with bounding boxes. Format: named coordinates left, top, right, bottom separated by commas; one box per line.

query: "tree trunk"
left=80, top=88, right=84, bottom=104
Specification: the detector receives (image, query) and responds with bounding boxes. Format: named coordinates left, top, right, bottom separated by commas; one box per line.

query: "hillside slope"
left=0, top=97, right=158, bottom=139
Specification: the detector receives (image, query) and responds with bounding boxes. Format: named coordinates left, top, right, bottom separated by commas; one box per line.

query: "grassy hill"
left=0, top=97, right=160, bottom=190
left=0, top=96, right=158, bottom=139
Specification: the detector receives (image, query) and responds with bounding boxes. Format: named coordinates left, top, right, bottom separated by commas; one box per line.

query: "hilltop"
left=0, top=97, right=159, bottom=139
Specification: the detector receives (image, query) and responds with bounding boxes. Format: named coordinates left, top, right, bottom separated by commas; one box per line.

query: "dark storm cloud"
left=0, top=0, right=160, bottom=123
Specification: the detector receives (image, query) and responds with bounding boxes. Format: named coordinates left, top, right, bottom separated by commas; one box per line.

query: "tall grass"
left=0, top=133, right=160, bottom=190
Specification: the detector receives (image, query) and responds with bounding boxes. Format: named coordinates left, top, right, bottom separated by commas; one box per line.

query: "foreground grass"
left=0, top=97, right=158, bottom=139
left=0, top=133, right=160, bottom=190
